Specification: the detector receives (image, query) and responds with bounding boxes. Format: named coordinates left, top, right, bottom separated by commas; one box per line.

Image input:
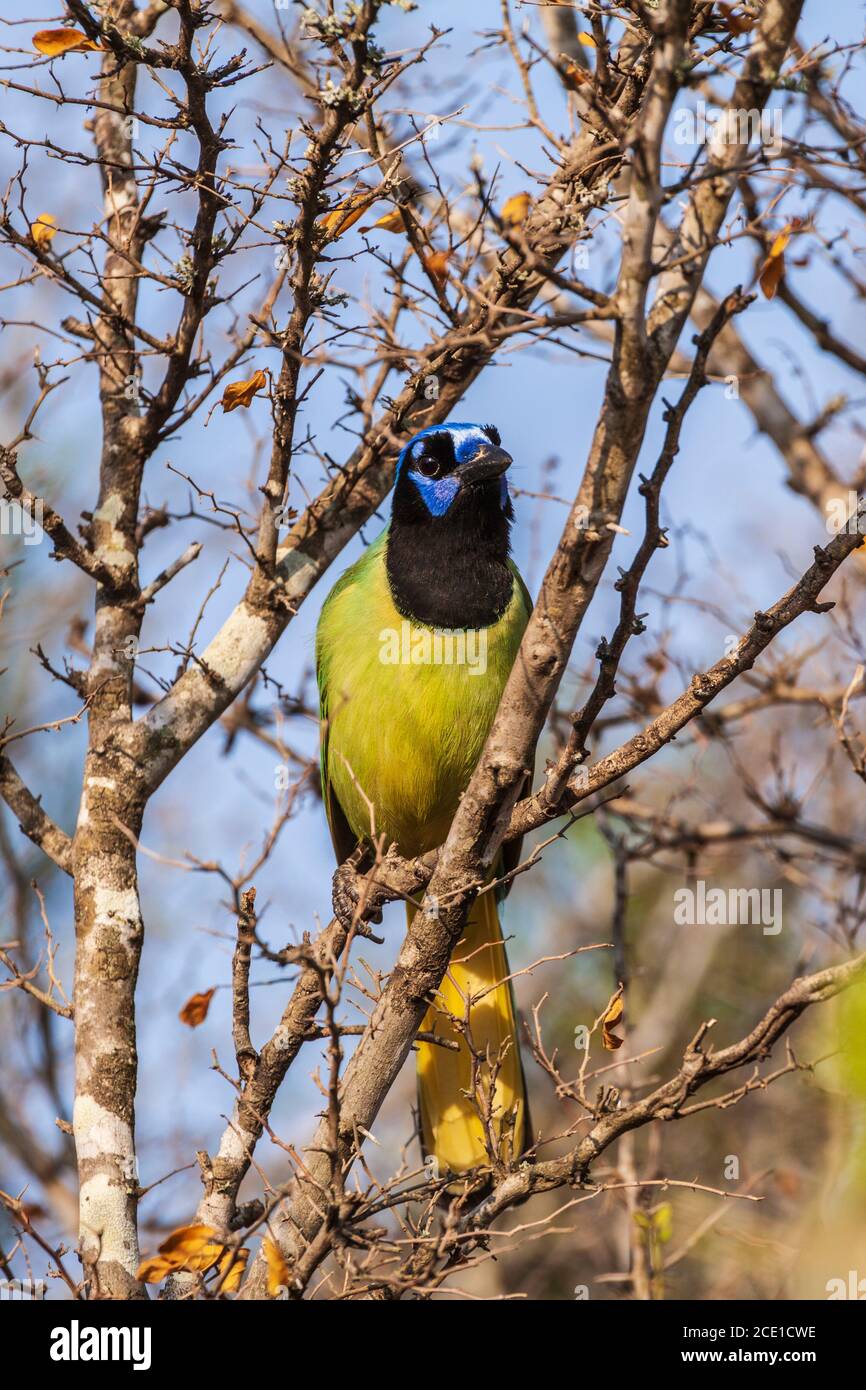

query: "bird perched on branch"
left=316, top=421, right=531, bottom=1180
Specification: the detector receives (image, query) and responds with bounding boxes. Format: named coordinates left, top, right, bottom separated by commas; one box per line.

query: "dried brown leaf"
left=179, top=988, right=216, bottom=1026
left=220, top=370, right=267, bottom=413
left=263, top=1237, right=289, bottom=1298
left=501, top=192, right=532, bottom=227
left=33, top=28, right=102, bottom=55
left=424, top=250, right=451, bottom=287
left=30, top=214, right=57, bottom=248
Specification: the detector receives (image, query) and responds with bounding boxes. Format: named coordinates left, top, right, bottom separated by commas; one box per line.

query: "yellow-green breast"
left=316, top=529, right=530, bottom=859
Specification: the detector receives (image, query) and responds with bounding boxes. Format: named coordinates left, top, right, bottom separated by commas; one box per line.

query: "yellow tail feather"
left=413, top=890, right=526, bottom=1177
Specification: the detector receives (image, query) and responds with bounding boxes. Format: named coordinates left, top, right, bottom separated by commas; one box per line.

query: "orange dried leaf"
left=137, top=1224, right=227, bottom=1284
left=578, top=32, right=597, bottom=48
left=362, top=207, right=405, bottom=234
left=501, top=192, right=532, bottom=227
left=603, top=996, right=623, bottom=1027
left=564, top=62, right=591, bottom=89
left=179, top=987, right=216, bottom=1026
left=602, top=994, right=624, bottom=1051
left=156, top=1224, right=225, bottom=1272
left=30, top=214, right=57, bottom=248
left=758, top=221, right=802, bottom=299
left=263, top=1237, right=289, bottom=1298
left=758, top=251, right=785, bottom=300
left=319, top=190, right=374, bottom=240
left=768, top=226, right=793, bottom=259
left=717, top=3, right=754, bottom=36
left=137, top=1254, right=176, bottom=1284
left=425, top=250, right=451, bottom=287
left=33, top=28, right=102, bottom=56
left=215, top=1246, right=249, bottom=1293
left=220, top=369, right=267, bottom=414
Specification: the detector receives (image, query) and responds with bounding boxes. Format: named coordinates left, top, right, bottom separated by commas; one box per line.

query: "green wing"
left=510, top=559, right=533, bottom=627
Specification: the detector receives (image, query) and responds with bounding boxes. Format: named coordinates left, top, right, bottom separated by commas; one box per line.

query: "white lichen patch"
left=93, top=885, right=143, bottom=945
left=79, top=1171, right=138, bottom=1274
left=93, top=495, right=124, bottom=525
left=104, top=181, right=136, bottom=220
left=269, top=1023, right=296, bottom=1053
left=73, top=1093, right=134, bottom=1163
left=92, top=493, right=135, bottom=568
left=278, top=544, right=319, bottom=601
left=214, top=1108, right=252, bottom=1165
left=200, top=603, right=271, bottom=686
left=398, top=940, right=421, bottom=969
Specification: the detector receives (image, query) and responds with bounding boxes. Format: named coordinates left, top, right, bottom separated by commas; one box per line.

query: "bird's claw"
left=332, top=857, right=384, bottom=936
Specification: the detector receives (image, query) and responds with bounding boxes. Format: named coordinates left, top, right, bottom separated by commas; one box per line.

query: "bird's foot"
left=332, top=854, right=385, bottom=939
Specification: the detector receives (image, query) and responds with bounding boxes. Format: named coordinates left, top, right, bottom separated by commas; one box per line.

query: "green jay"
left=316, top=422, right=531, bottom=1176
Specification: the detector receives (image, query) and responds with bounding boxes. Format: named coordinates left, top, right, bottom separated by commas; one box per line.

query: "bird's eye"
left=414, top=450, right=442, bottom=479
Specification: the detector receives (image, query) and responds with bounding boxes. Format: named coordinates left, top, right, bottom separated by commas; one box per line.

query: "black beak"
left=460, top=444, right=513, bottom=485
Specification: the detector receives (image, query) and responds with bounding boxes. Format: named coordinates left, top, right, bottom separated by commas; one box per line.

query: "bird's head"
left=393, top=422, right=513, bottom=522
left=387, top=422, right=516, bottom=626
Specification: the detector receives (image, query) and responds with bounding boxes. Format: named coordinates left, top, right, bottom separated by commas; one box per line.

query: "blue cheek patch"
left=408, top=470, right=460, bottom=516
left=397, top=424, right=510, bottom=517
